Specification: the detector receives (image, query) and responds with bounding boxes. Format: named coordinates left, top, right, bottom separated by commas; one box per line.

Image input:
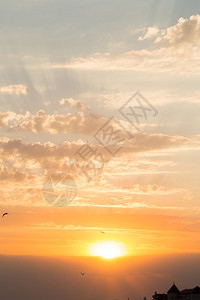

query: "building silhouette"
left=152, top=283, right=200, bottom=300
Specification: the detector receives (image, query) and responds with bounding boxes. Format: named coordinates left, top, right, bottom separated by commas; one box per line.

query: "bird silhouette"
left=100, top=230, right=105, bottom=234
left=2, top=213, right=8, bottom=218
left=80, top=272, right=85, bottom=276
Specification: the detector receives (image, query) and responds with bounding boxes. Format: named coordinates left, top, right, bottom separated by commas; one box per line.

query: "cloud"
left=0, top=165, right=27, bottom=182
left=51, top=48, right=198, bottom=73
left=59, top=98, right=90, bottom=111
left=0, top=111, right=17, bottom=128
left=1, top=255, right=200, bottom=300
left=9, top=110, right=108, bottom=135
left=0, top=109, right=196, bottom=158
left=0, top=110, right=107, bottom=134
left=51, top=15, right=200, bottom=73
left=138, top=26, right=160, bottom=41
left=155, top=15, right=200, bottom=48
left=0, top=132, right=197, bottom=182
left=0, top=84, right=27, bottom=95
left=120, top=184, right=180, bottom=195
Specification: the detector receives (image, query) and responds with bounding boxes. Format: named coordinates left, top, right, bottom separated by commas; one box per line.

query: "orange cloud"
left=3, top=110, right=107, bottom=135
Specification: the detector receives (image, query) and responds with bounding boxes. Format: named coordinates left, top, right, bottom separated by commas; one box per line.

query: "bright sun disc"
left=89, top=241, right=127, bottom=259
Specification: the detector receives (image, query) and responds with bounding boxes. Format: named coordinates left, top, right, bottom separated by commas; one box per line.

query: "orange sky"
left=1, top=2, right=200, bottom=263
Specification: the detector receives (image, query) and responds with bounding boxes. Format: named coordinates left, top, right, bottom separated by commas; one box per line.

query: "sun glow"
left=89, top=241, right=127, bottom=259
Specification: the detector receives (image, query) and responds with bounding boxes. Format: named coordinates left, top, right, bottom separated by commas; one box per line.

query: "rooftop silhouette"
left=153, top=283, right=200, bottom=300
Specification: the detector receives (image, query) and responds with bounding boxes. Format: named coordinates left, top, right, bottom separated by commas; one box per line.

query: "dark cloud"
left=0, top=254, right=199, bottom=300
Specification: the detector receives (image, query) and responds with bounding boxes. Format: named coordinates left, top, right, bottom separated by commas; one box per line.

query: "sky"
left=1, top=0, right=200, bottom=299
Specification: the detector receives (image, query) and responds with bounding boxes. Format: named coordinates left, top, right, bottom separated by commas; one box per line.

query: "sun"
left=89, top=241, right=127, bottom=259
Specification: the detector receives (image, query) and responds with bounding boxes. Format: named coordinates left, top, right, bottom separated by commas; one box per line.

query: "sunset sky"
left=1, top=0, right=200, bottom=299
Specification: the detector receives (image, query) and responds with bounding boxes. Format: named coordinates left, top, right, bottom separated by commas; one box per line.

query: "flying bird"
left=80, top=272, right=85, bottom=276
left=2, top=213, right=8, bottom=218
left=100, top=230, right=105, bottom=234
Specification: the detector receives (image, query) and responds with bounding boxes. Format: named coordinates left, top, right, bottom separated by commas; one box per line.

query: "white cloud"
left=155, top=15, right=200, bottom=48
left=50, top=15, right=200, bottom=74
left=138, top=26, right=160, bottom=41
